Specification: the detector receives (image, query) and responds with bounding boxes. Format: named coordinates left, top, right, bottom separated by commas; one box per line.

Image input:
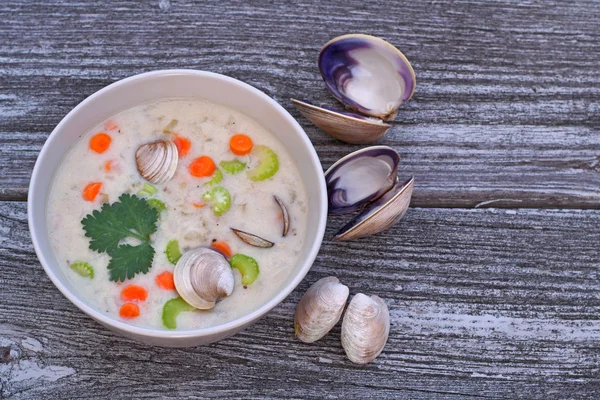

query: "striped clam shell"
left=135, top=139, right=178, bottom=184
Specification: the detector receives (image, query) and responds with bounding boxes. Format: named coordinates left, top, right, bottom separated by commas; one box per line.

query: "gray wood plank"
left=3, top=201, right=600, bottom=399
left=1, top=0, right=599, bottom=206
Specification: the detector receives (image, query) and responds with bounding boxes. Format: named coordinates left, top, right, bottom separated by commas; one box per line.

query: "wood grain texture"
left=2, top=202, right=600, bottom=399
left=0, top=0, right=599, bottom=206
left=2, top=0, right=600, bottom=398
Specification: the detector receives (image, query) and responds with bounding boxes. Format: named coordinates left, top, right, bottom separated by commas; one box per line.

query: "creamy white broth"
left=47, top=98, right=307, bottom=330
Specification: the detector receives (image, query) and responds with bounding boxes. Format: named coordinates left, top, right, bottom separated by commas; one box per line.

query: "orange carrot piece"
left=211, top=241, right=232, bottom=258
left=82, top=182, right=102, bottom=202
left=104, top=120, right=119, bottom=131
left=155, top=271, right=175, bottom=290
left=119, top=303, right=140, bottom=319
left=90, top=133, right=112, bottom=153
left=192, top=202, right=205, bottom=208
left=188, top=156, right=216, bottom=177
left=173, top=134, right=191, bottom=157
left=229, top=134, right=253, bottom=156
left=120, top=285, right=148, bottom=302
left=104, top=160, right=114, bottom=172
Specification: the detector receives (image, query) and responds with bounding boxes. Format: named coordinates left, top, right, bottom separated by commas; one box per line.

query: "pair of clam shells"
left=230, top=195, right=291, bottom=248
left=294, top=277, right=390, bottom=364
left=326, top=146, right=414, bottom=241
left=293, top=34, right=416, bottom=144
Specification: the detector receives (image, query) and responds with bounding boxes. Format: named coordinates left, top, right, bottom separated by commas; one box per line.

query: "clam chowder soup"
left=47, top=98, right=308, bottom=330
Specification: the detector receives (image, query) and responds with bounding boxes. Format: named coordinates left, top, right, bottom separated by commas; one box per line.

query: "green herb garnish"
left=81, top=194, right=158, bottom=282
left=220, top=159, right=246, bottom=174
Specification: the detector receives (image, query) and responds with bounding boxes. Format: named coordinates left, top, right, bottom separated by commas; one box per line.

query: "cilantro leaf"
left=81, top=204, right=131, bottom=253
left=81, top=193, right=159, bottom=282
left=82, top=194, right=158, bottom=252
left=116, top=194, right=158, bottom=239
left=107, top=242, right=155, bottom=282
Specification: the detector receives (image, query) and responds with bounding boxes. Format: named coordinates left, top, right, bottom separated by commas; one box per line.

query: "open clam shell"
left=334, top=177, right=414, bottom=241
left=318, top=34, right=416, bottom=121
left=230, top=228, right=274, bottom=248
left=291, top=99, right=390, bottom=144
left=325, top=146, right=399, bottom=215
left=273, top=195, right=290, bottom=237
left=173, top=247, right=234, bottom=310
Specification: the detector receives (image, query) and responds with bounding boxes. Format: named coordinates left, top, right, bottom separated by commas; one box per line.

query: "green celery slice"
left=137, top=183, right=158, bottom=197
left=220, top=159, right=246, bottom=174
left=246, top=145, right=279, bottom=182
left=205, top=169, right=223, bottom=186
left=165, top=240, right=182, bottom=264
left=162, top=296, right=195, bottom=329
left=147, top=199, right=167, bottom=212
left=70, top=261, right=94, bottom=278
left=230, top=254, right=259, bottom=285
left=202, top=186, right=231, bottom=216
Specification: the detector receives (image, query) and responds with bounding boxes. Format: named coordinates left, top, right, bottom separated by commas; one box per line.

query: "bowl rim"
left=28, top=69, right=327, bottom=339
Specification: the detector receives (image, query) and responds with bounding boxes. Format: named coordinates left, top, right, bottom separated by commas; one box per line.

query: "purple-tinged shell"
left=231, top=228, right=274, bottom=248
left=273, top=195, right=290, bottom=237
left=325, top=146, right=399, bottom=214
left=334, top=177, right=414, bottom=241
left=318, top=34, right=416, bottom=121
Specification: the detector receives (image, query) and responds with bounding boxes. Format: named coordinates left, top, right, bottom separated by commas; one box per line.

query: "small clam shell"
left=294, top=277, right=349, bottom=343
left=231, top=228, right=274, bottom=248
left=273, top=195, right=290, bottom=237
left=334, top=177, right=414, bottom=241
left=135, top=140, right=179, bottom=184
left=325, top=146, right=400, bottom=215
left=173, top=247, right=234, bottom=310
left=319, top=34, right=416, bottom=121
left=291, top=99, right=390, bottom=144
left=341, top=293, right=390, bottom=364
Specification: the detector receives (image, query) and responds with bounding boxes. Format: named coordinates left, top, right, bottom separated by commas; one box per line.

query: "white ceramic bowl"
left=28, top=70, right=327, bottom=347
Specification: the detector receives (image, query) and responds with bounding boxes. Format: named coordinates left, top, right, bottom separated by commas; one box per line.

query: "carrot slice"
left=188, top=156, right=216, bottom=177
left=211, top=241, right=232, bottom=258
left=192, top=202, right=205, bottom=208
left=119, top=303, right=140, bottom=319
left=104, top=120, right=119, bottom=131
left=173, top=134, right=191, bottom=157
left=120, top=285, right=148, bottom=302
left=156, top=271, right=175, bottom=290
left=82, top=182, right=102, bottom=202
left=90, top=133, right=112, bottom=153
left=104, top=160, right=114, bottom=172
left=229, top=134, right=253, bottom=156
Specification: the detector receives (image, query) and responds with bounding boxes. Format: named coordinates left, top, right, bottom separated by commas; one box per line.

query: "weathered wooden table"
left=1, top=0, right=599, bottom=398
